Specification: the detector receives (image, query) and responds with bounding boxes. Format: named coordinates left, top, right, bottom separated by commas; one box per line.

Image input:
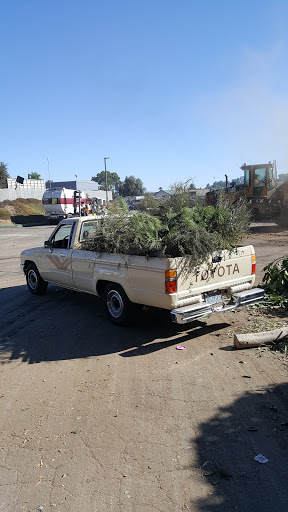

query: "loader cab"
left=241, top=162, right=276, bottom=199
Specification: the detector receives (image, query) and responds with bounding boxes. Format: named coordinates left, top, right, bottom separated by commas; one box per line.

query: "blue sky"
left=1, top=0, right=288, bottom=191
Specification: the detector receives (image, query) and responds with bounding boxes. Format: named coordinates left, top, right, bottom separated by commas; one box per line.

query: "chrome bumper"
left=170, top=288, right=265, bottom=324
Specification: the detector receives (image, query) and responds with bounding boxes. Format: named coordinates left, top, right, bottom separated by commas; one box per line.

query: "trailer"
left=42, top=188, right=100, bottom=222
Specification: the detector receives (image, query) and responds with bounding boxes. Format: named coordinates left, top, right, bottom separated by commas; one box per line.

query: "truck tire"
left=26, top=263, right=48, bottom=295
left=103, top=283, right=132, bottom=326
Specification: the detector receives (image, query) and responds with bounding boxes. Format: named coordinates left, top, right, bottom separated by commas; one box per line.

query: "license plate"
left=205, top=293, right=222, bottom=304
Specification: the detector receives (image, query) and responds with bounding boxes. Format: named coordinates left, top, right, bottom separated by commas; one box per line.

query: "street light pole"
left=104, top=157, right=110, bottom=207
left=47, top=158, right=51, bottom=188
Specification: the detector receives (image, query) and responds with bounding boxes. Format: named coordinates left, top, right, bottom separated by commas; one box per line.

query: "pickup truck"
left=20, top=216, right=264, bottom=325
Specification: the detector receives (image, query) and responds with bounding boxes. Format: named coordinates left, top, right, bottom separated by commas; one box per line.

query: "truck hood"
left=21, top=247, right=45, bottom=256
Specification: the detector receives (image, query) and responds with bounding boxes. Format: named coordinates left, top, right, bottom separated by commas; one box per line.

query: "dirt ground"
left=0, top=222, right=288, bottom=512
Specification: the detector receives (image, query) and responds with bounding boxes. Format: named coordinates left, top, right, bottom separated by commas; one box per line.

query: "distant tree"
left=170, top=178, right=196, bottom=192
left=206, top=176, right=244, bottom=190
left=29, top=172, right=41, bottom=179
left=231, top=176, right=244, bottom=185
left=278, top=173, right=288, bottom=183
left=211, top=180, right=226, bottom=190
left=170, top=178, right=195, bottom=193
left=0, top=162, right=10, bottom=188
left=168, top=181, right=194, bottom=209
left=119, top=176, right=145, bottom=197
left=188, top=181, right=196, bottom=190
left=92, top=171, right=122, bottom=195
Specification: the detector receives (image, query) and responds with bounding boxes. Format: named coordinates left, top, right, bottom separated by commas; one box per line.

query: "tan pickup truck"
left=20, top=216, right=264, bottom=325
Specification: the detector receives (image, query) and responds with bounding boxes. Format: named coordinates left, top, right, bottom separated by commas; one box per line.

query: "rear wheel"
left=26, top=263, right=48, bottom=295
left=272, top=207, right=288, bottom=228
left=103, top=283, right=132, bottom=325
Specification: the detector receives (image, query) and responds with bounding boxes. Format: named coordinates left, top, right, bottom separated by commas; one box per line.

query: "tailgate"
left=172, top=245, right=256, bottom=306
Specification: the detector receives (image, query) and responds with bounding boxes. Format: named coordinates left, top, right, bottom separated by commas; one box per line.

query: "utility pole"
left=104, top=157, right=110, bottom=207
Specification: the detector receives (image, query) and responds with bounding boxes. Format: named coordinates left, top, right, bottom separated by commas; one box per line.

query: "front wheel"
left=103, top=283, right=132, bottom=326
left=26, top=263, right=48, bottom=295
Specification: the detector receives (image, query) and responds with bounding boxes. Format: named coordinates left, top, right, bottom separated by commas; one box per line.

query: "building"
left=190, top=189, right=210, bottom=202
left=152, top=188, right=209, bottom=203
left=48, top=179, right=112, bottom=203
left=48, top=179, right=99, bottom=191
left=7, top=178, right=46, bottom=190
left=153, top=189, right=175, bottom=199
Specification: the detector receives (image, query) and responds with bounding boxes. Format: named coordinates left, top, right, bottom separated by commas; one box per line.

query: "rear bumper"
left=170, top=287, right=265, bottom=324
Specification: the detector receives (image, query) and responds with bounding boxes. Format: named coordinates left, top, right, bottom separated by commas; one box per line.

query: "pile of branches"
left=80, top=191, right=251, bottom=266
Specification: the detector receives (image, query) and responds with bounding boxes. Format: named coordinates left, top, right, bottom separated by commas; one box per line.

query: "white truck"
left=20, top=216, right=264, bottom=325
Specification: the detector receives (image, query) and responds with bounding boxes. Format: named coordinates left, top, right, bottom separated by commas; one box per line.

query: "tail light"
left=165, top=269, right=177, bottom=293
left=252, top=254, right=256, bottom=275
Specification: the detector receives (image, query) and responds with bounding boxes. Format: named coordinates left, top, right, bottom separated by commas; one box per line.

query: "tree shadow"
left=193, top=382, right=288, bottom=511
left=0, top=284, right=230, bottom=364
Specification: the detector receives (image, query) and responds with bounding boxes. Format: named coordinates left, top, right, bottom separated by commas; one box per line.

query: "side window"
left=51, top=224, right=73, bottom=249
left=268, top=167, right=274, bottom=190
left=244, top=169, right=250, bottom=187
left=79, top=221, right=97, bottom=242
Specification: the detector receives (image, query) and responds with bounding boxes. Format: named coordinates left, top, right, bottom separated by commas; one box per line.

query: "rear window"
left=79, top=221, right=97, bottom=242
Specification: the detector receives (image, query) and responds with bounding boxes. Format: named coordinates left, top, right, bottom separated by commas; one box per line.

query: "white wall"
left=0, top=187, right=112, bottom=202
left=0, top=188, right=45, bottom=201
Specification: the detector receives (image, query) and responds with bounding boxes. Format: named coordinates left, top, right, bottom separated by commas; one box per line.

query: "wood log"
left=234, top=327, right=288, bottom=349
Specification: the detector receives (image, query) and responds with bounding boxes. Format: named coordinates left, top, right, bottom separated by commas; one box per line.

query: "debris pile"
left=81, top=191, right=251, bottom=266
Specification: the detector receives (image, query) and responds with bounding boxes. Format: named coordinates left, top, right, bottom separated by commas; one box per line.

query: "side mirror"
left=45, top=240, right=53, bottom=248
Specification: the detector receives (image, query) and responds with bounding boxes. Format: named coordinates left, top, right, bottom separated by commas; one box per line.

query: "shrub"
left=262, top=255, right=288, bottom=308
left=108, top=197, right=129, bottom=214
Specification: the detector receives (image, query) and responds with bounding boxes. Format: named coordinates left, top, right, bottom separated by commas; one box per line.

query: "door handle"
left=60, top=254, right=66, bottom=257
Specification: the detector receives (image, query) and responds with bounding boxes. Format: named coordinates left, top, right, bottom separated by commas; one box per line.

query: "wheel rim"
left=28, top=269, right=38, bottom=290
left=107, top=290, right=124, bottom=319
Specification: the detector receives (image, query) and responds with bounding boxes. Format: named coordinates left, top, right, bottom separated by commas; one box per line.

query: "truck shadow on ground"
left=249, top=222, right=287, bottom=234
left=10, top=214, right=48, bottom=226
left=0, top=284, right=230, bottom=364
left=193, top=382, right=288, bottom=512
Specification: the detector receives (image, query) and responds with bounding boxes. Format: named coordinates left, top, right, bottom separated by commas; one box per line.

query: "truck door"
left=40, top=221, right=75, bottom=287
left=71, top=220, right=97, bottom=293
